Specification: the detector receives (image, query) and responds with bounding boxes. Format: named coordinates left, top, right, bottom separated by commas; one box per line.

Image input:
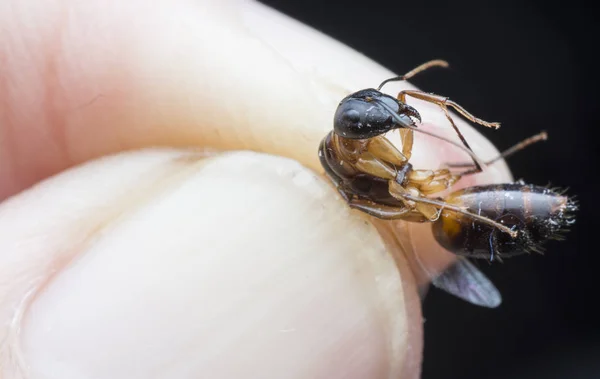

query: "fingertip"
left=0, top=149, right=421, bottom=378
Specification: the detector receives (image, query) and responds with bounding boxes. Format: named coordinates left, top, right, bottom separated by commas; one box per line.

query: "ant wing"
left=385, top=220, right=501, bottom=308
left=431, top=257, right=502, bottom=308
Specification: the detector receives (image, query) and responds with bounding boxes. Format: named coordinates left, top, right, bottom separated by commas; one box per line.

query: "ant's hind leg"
left=401, top=193, right=518, bottom=238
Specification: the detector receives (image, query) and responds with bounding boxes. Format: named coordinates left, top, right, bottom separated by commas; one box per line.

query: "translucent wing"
left=385, top=220, right=502, bottom=308
left=431, top=257, right=502, bottom=308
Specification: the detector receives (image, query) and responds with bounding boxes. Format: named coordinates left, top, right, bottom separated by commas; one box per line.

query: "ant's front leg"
left=354, top=151, right=397, bottom=180
left=366, top=135, right=409, bottom=166
left=398, top=90, right=501, bottom=130
left=398, top=90, right=498, bottom=176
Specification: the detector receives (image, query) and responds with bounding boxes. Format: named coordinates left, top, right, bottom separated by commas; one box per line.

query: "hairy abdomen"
left=432, top=184, right=577, bottom=259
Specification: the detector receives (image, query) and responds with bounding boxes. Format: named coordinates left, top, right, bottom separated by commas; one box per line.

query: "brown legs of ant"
left=355, top=152, right=397, bottom=180
left=387, top=182, right=441, bottom=221
left=398, top=90, right=500, bottom=176
left=406, top=168, right=459, bottom=196
left=388, top=181, right=518, bottom=238
left=338, top=188, right=428, bottom=220
left=337, top=181, right=517, bottom=239
left=445, top=131, right=548, bottom=172
left=333, top=133, right=406, bottom=180
left=399, top=91, right=501, bottom=130
left=366, top=136, right=408, bottom=166
left=398, top=129, right=414, bottom=161
left=377, top=61, right=500, bottom=176
left=377, top=60, right=449, bottom=90
left=347, top=198, right=412, bottom=219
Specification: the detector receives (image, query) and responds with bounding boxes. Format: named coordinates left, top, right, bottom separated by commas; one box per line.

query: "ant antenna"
left=377, top=60, right=450, bottom=91
left=374, top=99, right=487, bottom=170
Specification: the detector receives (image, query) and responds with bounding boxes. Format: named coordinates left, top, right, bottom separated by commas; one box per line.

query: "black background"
left=259, top=0, right=598, bottom=378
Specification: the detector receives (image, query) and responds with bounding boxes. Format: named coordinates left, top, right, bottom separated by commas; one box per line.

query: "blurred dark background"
left=259, top=0, right=598, bottom=378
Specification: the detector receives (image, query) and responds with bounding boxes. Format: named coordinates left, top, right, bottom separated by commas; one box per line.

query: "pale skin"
left=0, top=0, right=512, bottom=378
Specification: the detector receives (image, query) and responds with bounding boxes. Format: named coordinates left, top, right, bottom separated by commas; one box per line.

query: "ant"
left=318, top=60, right=577, bottom=307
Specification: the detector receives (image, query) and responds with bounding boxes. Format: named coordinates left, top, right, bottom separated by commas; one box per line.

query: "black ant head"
left=333, top=89, right=421, bottom=139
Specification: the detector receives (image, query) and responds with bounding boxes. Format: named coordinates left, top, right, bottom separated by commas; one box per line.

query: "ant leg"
left=336, top=186, right=425, bottom=220
left=405, top=168, right=460, bottom=196
left=398, top=129, right=414, bottom=161
left=400, top=90, right=501, bottom=130
left=354, top=152, right=397, bottom=180
left=398, top=90, right=499, bottom=175
left=388, top=182, right=442, bottom=221
left=367, top=130, right=413, bottom=163
left=391, top=187, right=518, bottom=238
left=446, top=131, right=548, bottom=173
left=375, top=99, right=487, bottom=170
left=377, top=60, right=449, bottom=90
left=366, top=127, right=413, bottom=163
left=367, top=136, right=408, bottom=166
left=488, top=231, right=498, bottom=262
left=346, top=198, right=421, bottom=220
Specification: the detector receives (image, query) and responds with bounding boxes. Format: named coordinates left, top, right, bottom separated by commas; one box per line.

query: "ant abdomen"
left=432, top=183, right=578, bottom=260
